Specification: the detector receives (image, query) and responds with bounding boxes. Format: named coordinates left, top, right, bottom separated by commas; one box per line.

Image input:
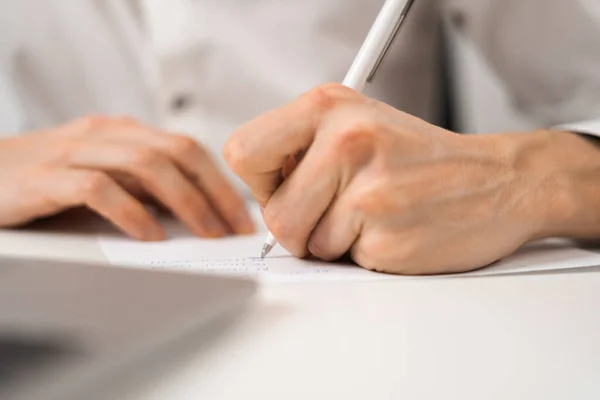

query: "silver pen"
left=261, top=0, right=418, bottom=258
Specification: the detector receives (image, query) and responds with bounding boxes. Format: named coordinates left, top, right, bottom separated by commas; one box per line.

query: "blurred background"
left=2, top=0, right=598, bottom=165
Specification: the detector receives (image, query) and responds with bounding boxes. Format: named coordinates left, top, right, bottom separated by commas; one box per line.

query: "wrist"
left=502, top=130, right=600, bottom=241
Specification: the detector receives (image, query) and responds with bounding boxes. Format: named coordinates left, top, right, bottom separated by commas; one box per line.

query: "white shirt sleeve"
left=0, top=69, right=26, bottom=136
left=458, top=0, right=600, bottom=134
left=554, top=118, right=600, bottom=137
left=553, top=0, right=600, bottom=137
left=0, top=2, right=26, bottom=136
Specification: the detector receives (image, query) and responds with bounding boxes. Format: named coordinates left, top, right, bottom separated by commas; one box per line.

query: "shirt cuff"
left=553, top=118, right=600, bottom=138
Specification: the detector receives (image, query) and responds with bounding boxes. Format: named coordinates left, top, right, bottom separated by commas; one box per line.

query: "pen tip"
left=261, top=243, right=274, bottom=259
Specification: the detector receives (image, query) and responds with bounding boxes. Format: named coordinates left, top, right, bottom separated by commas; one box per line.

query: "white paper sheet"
left=98, top=218, right=388, bottom=283
left=97, top=213, right=600, bottom=283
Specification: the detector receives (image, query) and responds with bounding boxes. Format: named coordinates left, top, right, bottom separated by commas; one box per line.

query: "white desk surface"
left=2, top=214, right=600, bottom=400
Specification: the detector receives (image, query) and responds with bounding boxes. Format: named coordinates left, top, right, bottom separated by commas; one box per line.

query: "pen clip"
left=367, top=0, right=418, bottom=84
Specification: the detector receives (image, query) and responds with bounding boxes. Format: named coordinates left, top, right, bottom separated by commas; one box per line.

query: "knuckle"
left=319, top=82, right=353, bottom=96
left=77, top=115, right=111, bottom=132
left=223, top=137, right=246, bottom=174
left=304, top=82, right=359, bottom=111
left=48, top=140, right=79, bottom=166
left=131, top=147, right=165, bottom=169
left=80, top=171, right=111, bottom=198
left=76, top=115, right=142, bottom=134
left=304, top=83, right=342, bottom=112
left=350, top=183, right=386, bottom=215
left=171, top=135, right=203, bottom=157
left=331, top=122, right=378, bottom=162
left=115, top=115, right=139, bottom=126
left=319, top=82, right=346, bottom=92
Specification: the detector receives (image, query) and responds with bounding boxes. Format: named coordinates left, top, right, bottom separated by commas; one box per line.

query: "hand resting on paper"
left=225, top=83, right=600, bottom=275
left=0, top=116, right=254, bottom=240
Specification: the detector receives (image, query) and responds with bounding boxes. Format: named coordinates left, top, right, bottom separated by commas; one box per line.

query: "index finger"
left=102, top=126, right=255, bottom=235
left=223, top=83, right=355, bottom=206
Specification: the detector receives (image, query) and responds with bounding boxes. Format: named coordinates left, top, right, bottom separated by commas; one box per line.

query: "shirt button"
left=449, top=10, right=467, bottom=31
left=170, top=94, right=194, bottom=112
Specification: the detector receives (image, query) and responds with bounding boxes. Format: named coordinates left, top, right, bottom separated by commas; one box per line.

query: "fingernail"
left=234, top=209, right=255, bottom=234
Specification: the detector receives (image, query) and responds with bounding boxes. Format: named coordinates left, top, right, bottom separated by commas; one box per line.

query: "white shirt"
left=1, top=0, right=599, bottom=161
